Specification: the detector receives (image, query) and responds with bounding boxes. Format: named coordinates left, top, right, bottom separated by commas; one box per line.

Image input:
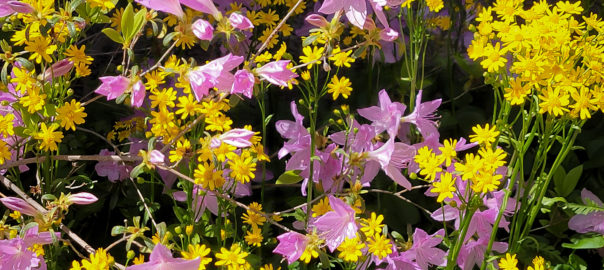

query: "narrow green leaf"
left=562, top=235, right=604, bottom=249
left=276, top=170, right=303, bottom=185
left=121, top=3, right=134, bottom=42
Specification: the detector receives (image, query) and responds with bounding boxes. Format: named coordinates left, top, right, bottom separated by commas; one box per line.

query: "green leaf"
left=130, top=163, right=145, bottom=178
left=132, top=8, right=147, bottom=40
left=102, top=28, right=124, bottom=44
left=15, top=57, right=34, bottom=70
left=111, top=225, right=126, bottom=236
left=163, top=31, right=178, bottom=47
left=264, top=114, right=274, bottom=127
left=562, top=235, right=604, bottom=249
left=302, top=35, right=318, bottom=47
left=558, top=165, right=582, bottom=197
left=121, top=3, right=135, bottom=42
left=1, top=61, right=8, bottom=85
left=276, top=170, right=303, bottom=185
left=318, top=250, right=331, bottom=269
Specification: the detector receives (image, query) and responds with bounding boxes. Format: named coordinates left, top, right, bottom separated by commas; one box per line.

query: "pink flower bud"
left=149, top=150, right=165, bottom=166
left=44, top=59, right=73, bottom=81
left=0, top=197, right=38, bottom=216
left=231, top=69, right=255, bottom=99
left=67, top=192, right=98, bottom=205
left=305, top=14, right=329, bottom=28
left=95, top=75, right=129, bottom=101
left=212, top=128, right=255, bottom=148
left=192, top=19, right=214, bottom=41
left=8, top=1, right=34, bottom=14
left=228, top=12, right=253, bottom=30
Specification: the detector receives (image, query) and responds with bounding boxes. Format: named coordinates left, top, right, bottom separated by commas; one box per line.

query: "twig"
left=140, top=41, right=178, bottom=77
left=159, top=114, right=205, bottom=154
left=76, top=127, right=122, bottom=155
left=273, top=194, right=325, bottom=216
left=365, top=188, right=433, bottom=216
left=0, top=155, right=141, bottom=171
left=251, top=0, right=303, bottom=61
left=129, top=178, right=159, bottom=229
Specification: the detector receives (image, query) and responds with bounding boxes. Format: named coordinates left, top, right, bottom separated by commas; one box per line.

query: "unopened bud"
left=127, top=250, right=135, bottom=260
left=174, top=227, right=182, bottom=234
left=409, top=172, right=418, bottom=180
left=186, top=225, right=193, bottom=236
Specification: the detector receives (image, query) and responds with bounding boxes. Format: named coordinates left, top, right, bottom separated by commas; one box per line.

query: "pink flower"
left=275, top=101, right=310, bottom=159
left=305, top=14, right=329, bottom=28
left=457, top=236, right=507, bottom=270
left=43, top=59, right=73, bottom=81
left=228, top=12, right=253, bottom=30
left=401, top=90, right=442, bottom=138
left=95, top=75, right=130, bottom=101
left=231, top=70, right=255, bottom=98
left=273, top=231, right=308, bottom=264
left=312, top=195, right=358, bottom=252
left=319, top=0, right=367, bottom=29
left=400, top=228, right=446, bottom=269
left=569, top=188, right=604, bottom=234
left=0, top=225, right=59, bottom=269
left=126, top=243, right=200, bottom=270
left=0, top=197, right=38, bottom=216
left=211, top=128, right=255, bottom=148
left=67, top=192, right=98, bottom=205
left=135, top=0, right=183, bottom=17
left=95, top=149, right=131, bottom=182
left=131, top=79, right=145, bottom=108
left=148, top=149, right=165, bottom=166
left=179, top=0, right=220, bottom=17
left=188, top=53, right=244, bottom=100
left=380, top=27, right=399, bottom=42
left=192, top=19, right=214, bottom=41
left=358, top=89, right=406, bottom=137
left=256, top=60, right=298, bottom=87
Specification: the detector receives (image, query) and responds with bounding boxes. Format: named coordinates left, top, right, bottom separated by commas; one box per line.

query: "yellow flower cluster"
left=468, top=0, right=604, bottom=119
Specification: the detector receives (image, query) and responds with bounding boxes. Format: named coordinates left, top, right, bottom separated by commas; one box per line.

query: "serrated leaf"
left=276, top=170, right=303, bottom=185
left=102, top=28, right=124, bottom=44
left=562, top=235, right=604, bottom=249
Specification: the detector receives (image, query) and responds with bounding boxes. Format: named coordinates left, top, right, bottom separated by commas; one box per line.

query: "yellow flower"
left=299, top=46, right=325, bottom=69
left=34, top=123, right=63, bottom=152
left=10, top=67, right=36, bottom=93
left=25, top=36, right=57, bottom=64
left=56, top=100, right=87, bottom=131
left=242, top=202, right=266, bottom=227
left=150, top=87, right=177, bottom=109
left=469, top=123, right=499, bottom=146
left=176, top=94, right=202, bottom=119
left=570, top=86, right=597, bottom=120
left=454, top=153, right=483, bottom=181
left=311, top=197, right=331, bottom=217
left=65, top=45, right=93, bottom=65
left=414, top=146, right=444, bottom=181
left=227, top=151, right=256, bottom=183
left=367, top=233, right=393, bottom=259
left=0, top=140, right=12, bottom=165
left=431, top=172, right=456, bottom=202
left=20, top=88, right=47, bottom=113
left=181, top=244, right=212, bottom=270
left=480, top=43, right=507, bottom=72
left=426, top=0, right=444, bottom=12
left=327, top=75, right=353, bottom=100
left=80, top=248, right=114, bottom=270
left=75, top=63, right=92, bottom=77
left=360, top=212, right=385, bottom=237
left=438, top=139, right=457, bottom=167
left=471, top=170, right=502, bottom=193
left=169, top=139, right=191, bottom=163
left=504, top=77, right=531, bottom=105
left=499, top=253, right=519, bottom=270
left=329, top=47, right=355, bottom=68
left=337, top=236, right=365, bottom=262
left=194, top=162, right=225, bottom=191
left=205, top=113, right=232, bottom=132
left=538, top=85, right=569, bottom=117
left=244, top=226, right=263, bottom=247
left=88, top=0, right=115, bottom=11
left=255, top=51, right=273, bottom=63
left=0, top=113, right=15, bottom=137
left=215, top=243, right=249, bottom=269
left=145, top=71, right=167, bottom=91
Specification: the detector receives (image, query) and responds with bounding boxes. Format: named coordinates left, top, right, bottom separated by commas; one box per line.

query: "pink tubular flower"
left=131, top=79, right=145, bottom=108
left=400, top=228, right=446, bottom=269
left=228, top=12, right=253, bottom=30
left=312, top=195, right=358, bottom=252
left=67, top=192, right=98, bottom=205
left=401, top=90, right=442, bottom=138
left=569, top=188, right=604, bottom=234
left=135, top=0, right=183, bottom=17
left=192, top=19, right=214, bottom=41
left=380, top=27, right=399, bottom=42
left=357, top=89, right=406, bottom=137
left=148, top=150, right=165, bottom=166
left=188, top=53, right=244, bottom=100
left=231, top=69, right=255, bottom=98
left=273, top=231, right=308, bottom=264
left=211, top=128, right=255, bottom=148
left=95, top=149, right=131, bottom=182
left=126, top=243, right=200, bottom=270
left=43, top=59, right=73, bottom=81
left=179, top=0, right=220, bottom=17
left=255, top=60, right=298, bottom=87
left=0, top=225, right=59, bottom=269
left=0, top=197, right=38, bottom=216
left=95, top=75, right=130, bottom=101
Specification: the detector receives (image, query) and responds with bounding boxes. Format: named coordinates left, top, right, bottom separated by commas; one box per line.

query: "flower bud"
left=228, top=12, right=253, bottom=30
left=174, top=226, right=182, bottom=234
left=44, top=59, right=73, bottom=81
left=67, top=192, right=98, bottom=205
left=127, top=250, right=135, bottom=260
left=192, top=19, right=214, bottom=41
left=149, top=150, right=165, bottom=166
left=8, top=1, right=34, bottom=14
left=0, top=197, right=38, bottom=216
left=305, top=14, right=329, bottom=28
left=186, top=225, right=193, bottom=236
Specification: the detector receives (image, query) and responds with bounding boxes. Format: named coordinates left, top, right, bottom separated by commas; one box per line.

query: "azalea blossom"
left=188, top=53, right=244, bottom=100
left=312, top=195, right=358, bottom=252
left=0, top=225, right=60, bottom=270
left=135, top=0, right=184, bottom=18
left=180, top=0, right=220, bottom=17
left=210, top=128, right=256, bottom=148
left=255, top=60, right=298, bottom=87
left=273, top=231, right=308, bottom=264
left=192, top=19, right=214, bottom=41
left=401, top=90, right=442, bottom=138
left=231, top=69, right=255, bottom=98
left=94, top=75, right=129, bottom=101
left=400, top=228, right=446, bottom=269
left=0, top=197, right=39, bottom=216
